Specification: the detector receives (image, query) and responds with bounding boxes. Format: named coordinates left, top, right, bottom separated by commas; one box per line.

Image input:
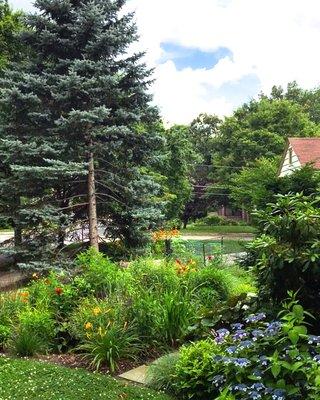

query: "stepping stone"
left=118, top=365, right=148, bottom=385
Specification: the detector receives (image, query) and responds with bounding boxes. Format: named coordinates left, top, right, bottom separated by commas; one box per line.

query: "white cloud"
left=9, top=0, right=320, bottom=124
left=127, top=0, right=320, bottom=123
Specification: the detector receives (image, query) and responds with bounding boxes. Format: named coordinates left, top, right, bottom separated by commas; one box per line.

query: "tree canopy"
left=0, top=0, right=165, bottom=267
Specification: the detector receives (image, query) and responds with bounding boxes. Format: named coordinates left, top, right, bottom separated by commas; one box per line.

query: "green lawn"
left=183, top=238, right=247, bottom=255
left=182, top=224, right=256, bottom=235
left=0, top=356, right=173, bottom=400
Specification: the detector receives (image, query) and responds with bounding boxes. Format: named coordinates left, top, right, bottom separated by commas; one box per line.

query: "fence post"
left=221, top=236, right=224, bottom=253
left=202, top=242, right=206, bottom=266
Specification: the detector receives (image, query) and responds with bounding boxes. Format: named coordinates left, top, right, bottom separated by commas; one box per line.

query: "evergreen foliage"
left=0, top=0, right=164, bottom=266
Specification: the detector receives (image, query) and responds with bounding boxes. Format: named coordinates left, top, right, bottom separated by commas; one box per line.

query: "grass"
left=0, top=356, right=174, bottom=400
left=182, top=224, right=256, bottom=235
left=183, top=238, right=248, bottom=255
left=222, top=239, right=247, bottom=254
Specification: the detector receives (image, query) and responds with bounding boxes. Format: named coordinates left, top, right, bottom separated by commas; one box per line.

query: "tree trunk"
left=88, top=151, right=99, bottom=251
left=14, top=225, right=22, bottom=247
left=14, top=196, right=22, bottom=248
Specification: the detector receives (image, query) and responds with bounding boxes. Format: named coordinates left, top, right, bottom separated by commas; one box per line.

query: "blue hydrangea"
left=214, top=328, right=230, bottom=343
left=258, top=355, right=269, bottom=367
left=251, top=383, right=265, bottom=392
left=231, top=383, right=249, bottom=392
left=265, top=321, right=282, bottom=336
left=251, top=329, right=264, bottom=341
left=232, top=329, right=248, bottom=341
left=252, top=368, right=263, bottom=379
left=245, top=313, right=266, bottom=323
left=272, top=389, right=286, bottom=399
left=248, top=390, right=262, bottom=399
left=210, top=374, right=226, bottom=387
left=231, top=323, right=244, bottom=331
left=313, top=354, right=320, bottom=364
left=308, top=335, right=320, bottom=345
left=238, top=340, right=254, bottom=350
left=226, top=345, right=238, bottom=354
left=232, top=357, right=251, bottom=367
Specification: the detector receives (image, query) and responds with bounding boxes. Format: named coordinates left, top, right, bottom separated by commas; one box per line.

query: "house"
left=278, top=137, right=320, bottom=177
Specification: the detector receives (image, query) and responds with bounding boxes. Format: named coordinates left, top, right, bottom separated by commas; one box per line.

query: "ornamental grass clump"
left=148, top=293, right=320, bottom=400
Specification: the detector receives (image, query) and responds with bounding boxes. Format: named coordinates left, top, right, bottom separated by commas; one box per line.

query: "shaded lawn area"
left=183, top=238, right=248, bottom=255
left=182, top=224, right=256, bottom=235
left=0, top=356, right=173, bottom=400
left=222, top=239, right=248, bottom=254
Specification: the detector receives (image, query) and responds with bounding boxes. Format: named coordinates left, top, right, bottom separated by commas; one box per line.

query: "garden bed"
left=0, top=250, right=255, bottom=376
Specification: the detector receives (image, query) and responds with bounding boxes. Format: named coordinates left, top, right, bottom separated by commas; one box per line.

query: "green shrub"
left=172, top=339, right=219, bottom=399
left=147, top=353, right=180, bottom=392
left=0, top=292, right=26, bottom=326
left=68, top=297, right=126, bottom=341
left=8, top=327, right=48, bottom=356
left=0, top=324, right=11, bottom=347
left=7, top=307, right=56, bottom=355
left=130, top=287, right=195, bottom=348
left=69, top=296, right=142, bottom=371
left=188, top=266, right=230, bottom=309
left=129, top=258, right=180, bottom=293
left=77, top=320, right=140, bottom=372
left=77, top=249, right=132, bottom=297
left=247, top=193, right=320, bottom=325
left=158, top=294, right=320, bottom=399
left=201, top=215, right=240, bottom=226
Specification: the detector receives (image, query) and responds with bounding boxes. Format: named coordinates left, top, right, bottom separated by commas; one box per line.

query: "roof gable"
left=288, top=137, right=320, bottom=169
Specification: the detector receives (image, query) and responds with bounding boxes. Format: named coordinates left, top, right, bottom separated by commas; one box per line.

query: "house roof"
left=288, top=137, right=320, bottom=169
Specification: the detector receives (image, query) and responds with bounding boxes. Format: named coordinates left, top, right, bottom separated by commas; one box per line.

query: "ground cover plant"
left=0, top=249, right=255, bottom=373
left=147, top=293, right=320, bottom=399
left=0, top=355, right=173, bottom=400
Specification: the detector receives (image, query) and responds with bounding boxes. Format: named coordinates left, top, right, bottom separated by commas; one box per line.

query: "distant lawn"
left=222, top=239, right=248, bottom=254
left=182, top=224, right=256, bottom=235
left=183, top=238, right=248, bottom=255
left=0, top=356, right=173, bottom=400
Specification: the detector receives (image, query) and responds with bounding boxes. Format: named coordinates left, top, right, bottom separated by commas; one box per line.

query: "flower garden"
left=0, top=194, right=320, bottom=399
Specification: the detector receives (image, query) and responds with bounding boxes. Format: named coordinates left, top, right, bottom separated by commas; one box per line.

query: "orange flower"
left=54, top=287, right=63, bottom=296
left=152, top=228, right=180, bottom=241
left=84, top=322, right=93, bottom=330
left=19, top=291, right=29, bottom=298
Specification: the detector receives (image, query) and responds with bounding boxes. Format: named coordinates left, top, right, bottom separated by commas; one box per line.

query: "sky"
left=9, top=0, right=320, bottom=124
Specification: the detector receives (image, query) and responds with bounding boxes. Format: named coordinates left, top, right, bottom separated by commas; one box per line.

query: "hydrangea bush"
left=149, top=293, right=320, bottom=399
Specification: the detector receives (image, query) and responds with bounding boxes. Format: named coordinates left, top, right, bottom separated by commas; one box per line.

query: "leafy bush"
left=247, top=193, right=320, bottom=324
left=0, top=250, right=255, bottom=369
left=147, top=353, right=180, bottom=392
left=76, top=320, right=140, bottom=372
left=200, top=215, right=241, bottom=226
left=173, top=339, right=220, bottom=399
left=69, top=296, right=139, bottom=371
left=77, top=249, right=132, bottom=297
left=187, top=266, right=230, bottom=309
left=7, top=307, right=55, bottom=356
left=129, top=258, right=180, bottom=293
left=68, top=297, right=126, bottom=341
left=0, top=325, right=11, bottom=347
left=150, top=294, right=320, bottom=399
left=130, top=288, right=195, bottom=348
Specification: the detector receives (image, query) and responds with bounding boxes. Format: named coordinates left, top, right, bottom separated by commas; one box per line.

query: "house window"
left=289, top=148, right=293, bottom=164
